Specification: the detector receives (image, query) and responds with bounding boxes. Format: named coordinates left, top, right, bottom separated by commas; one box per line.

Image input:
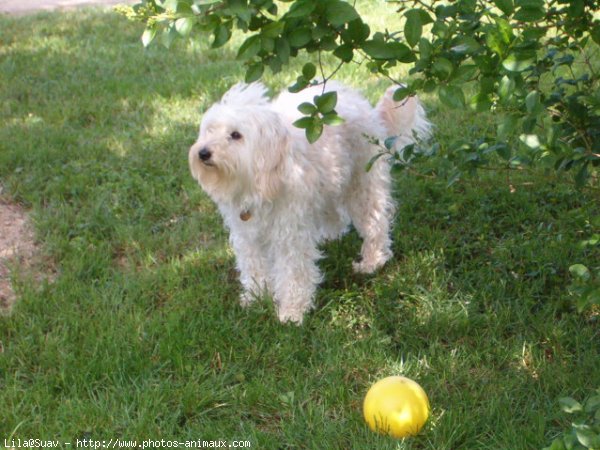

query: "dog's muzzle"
left=198, top=147, right=212, bottom=162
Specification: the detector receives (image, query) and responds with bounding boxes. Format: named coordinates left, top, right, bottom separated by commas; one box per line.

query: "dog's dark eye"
left=230, top=131, right=242, bottom=140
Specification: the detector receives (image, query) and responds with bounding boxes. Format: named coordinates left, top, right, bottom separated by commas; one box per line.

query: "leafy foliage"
left=544, top=389, right=600, bottom=450
left=118, top=0, right=600, bottom=188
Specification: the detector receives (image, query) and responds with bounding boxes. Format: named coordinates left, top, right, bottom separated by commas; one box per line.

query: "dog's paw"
left=277, top=308, right=304, bottom=325
left=353, top=249, right=392, bottom=274
left=352, top=256, right=389, bottom=274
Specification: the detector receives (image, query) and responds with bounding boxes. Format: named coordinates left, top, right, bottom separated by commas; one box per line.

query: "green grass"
left=1, top=6, right=599, bottom=449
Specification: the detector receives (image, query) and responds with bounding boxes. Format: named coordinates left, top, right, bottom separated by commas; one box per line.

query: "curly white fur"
left=189, top=82, right=430, bottom=324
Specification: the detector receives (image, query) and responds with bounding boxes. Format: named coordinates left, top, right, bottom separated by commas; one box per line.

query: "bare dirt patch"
left=0, top=198, right=42, bottom=313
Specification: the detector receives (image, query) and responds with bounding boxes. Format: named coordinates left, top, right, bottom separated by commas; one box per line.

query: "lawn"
left=0, top=5, right=599, bottom=449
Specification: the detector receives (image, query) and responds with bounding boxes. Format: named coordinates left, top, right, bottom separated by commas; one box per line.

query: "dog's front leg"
left=229, top=232, right=269, bottom=307
left=269, top=232, right=323, bottom=324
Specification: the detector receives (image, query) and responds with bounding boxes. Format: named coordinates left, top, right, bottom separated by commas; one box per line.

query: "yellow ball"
left=363, top=376, right=430, bottom=438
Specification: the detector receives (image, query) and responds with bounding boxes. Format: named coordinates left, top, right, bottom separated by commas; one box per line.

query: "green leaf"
left=302, top=62, right=316, bottom=80
left=419, top=37, right=433, bottom=60
left=480, top=77, right=495, bottom=94
left=522, top=116, right=536, bottom=134
left=486, top=31, right=505, bottom=57
left=245, top=62, right=264, bottom=83
left=446, top=170, right=462, bottom=187
left=458, top=0, right=477, bottom=14
left=499, top=75, right=515, bottom=101
left=266, top=56, right=282, bottom=74
left=496, top=18, right=514, bottom=43
left=161, top=26, right=177, bottom=48
left=525, top=90, right=540, bottom=113
left=439, top=85, right=465, bottom=109
left=212, top=24, right=231, bottom=48
left=573, top=424, right=600, bottom=448
left=502, top=51, right=535, bottom=72
left=423, top=79, right=437, bottom=93
left=486, top=32, right=506, bottom=58
left=237, top=35, right=261, bottom=60
left=585, top=395, right=600, bottom=413
left=261, top=21, right=285, bottom=38
left=497, top=114, right=519, bottom=140
left=298, top=102, right=317, bottom=115
left=319, top=35, right=338, bottom=51
left=306, top=120, right=324, bottom=143
left=415, top=9, right=434, bottom=24
left=514, top=5, right=546, bottom=21
left=492, top=143, right=511, bottom=160
left=383, top=136, right=397, bottom=150
left=545, top=438, right=567, bottom=450
left=575, top=162, right=590, bottom=188
left=289, top=76, right=309, bottom=93
left=275, top=38, right=290, bottom=63
left=519, top=134, right=540, bottom=149
left=450, top=36, right=481, bottom=54
left=262, top=38, right=275, bottom=54
left=393, top=86, right=411, bottom=101
left=451, top=64, right=478, bottom=83
left=404, top=10, right=423, bottom=48
left=559, top=396, right=584, bottom=413
left=312, top=22, right=330, bottom=40
left=322, top=112, right=345, bottom=126
left=515, top=0, right=544, bottom=8
left=142, top=27, right=157, bottom=47
left=289, top=27, right=312, bottom=48
left=163, top=0, right=179, bottom=11
left=361, top=39, right=390, bottom=58
left=591, top=22, right=600, bottom=46
left=228, top=0, right=252, bottom=23
left=393, top=43, right=416, bottom=63
left=470, top=92, right=492, bottom=112
left=494, top=0, right=514, bottom=16
left=435, top=4, right=458, bottom=19
left=286, top=0, right=316, bottom=18
left=486, top=19, right=514, bottom=57
left=333, top=44, right=354, bottom=62
left=176, top=3, right=194, bottom=15
left=432, top=20, right=449, bottom=38
left=314, top=91, right=337, bottom=114
left=175, top=17, right=194, bottom=37
left=433, top=58, right=454, bottom=80
left=325, top=0, right=359, bottom=27
left=347, top=19, right=370, bottom=43
left=365, top=152, right=386, bottom=172
left=567, top=0, right=585, bottom=16
left=293, top=116, right=314, bottom=129
left=362, top=40, right=415, bottom=62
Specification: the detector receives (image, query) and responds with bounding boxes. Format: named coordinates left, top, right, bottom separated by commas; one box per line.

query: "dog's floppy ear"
left=253, top=114, right=289, bottom=202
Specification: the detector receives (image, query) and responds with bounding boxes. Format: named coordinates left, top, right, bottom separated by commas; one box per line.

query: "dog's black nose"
left=198, top=147, right=212, bottom=161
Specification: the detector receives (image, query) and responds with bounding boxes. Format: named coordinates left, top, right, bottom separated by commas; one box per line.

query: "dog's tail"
left=375, top=86, right=431, bottom=153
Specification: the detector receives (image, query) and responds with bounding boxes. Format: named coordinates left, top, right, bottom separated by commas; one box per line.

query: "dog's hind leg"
left=347, top=161, right=395, bottom=274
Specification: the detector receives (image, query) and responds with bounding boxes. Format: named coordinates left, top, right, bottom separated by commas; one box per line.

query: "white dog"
left=189, top=82, right=430, bottom=324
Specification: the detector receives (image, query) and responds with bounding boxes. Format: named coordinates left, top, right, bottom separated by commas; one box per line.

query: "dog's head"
left=189, top=83, right=289, bottom=204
